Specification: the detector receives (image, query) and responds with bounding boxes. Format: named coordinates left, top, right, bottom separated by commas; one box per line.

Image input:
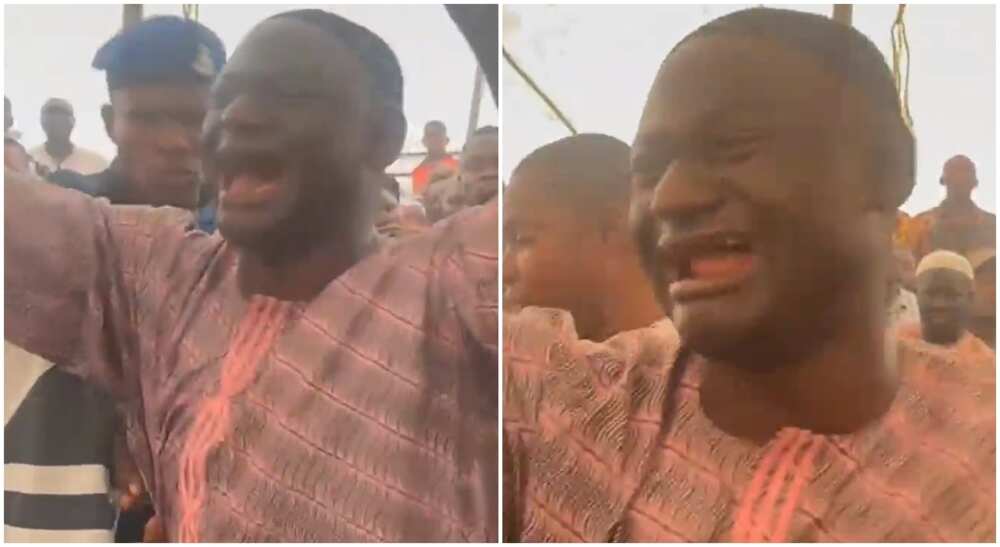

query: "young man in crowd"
left=458, top=125, right=499, bottom=208
left=6, top=8, right=497, bottom=542
left=424, top=125, right=499, bottom=223
left=411, top=120, right=459, bottom=194
left=503, top=134, right=662, bottom=341
left=504, top=8, right=993, bottom=542
left=77, top=15, right=225, bottom=235
left=28, top=98, right=108, bottom=175
left=901, top=250, right=994, bottom=362
left=908, top=154, right=995, bottom=260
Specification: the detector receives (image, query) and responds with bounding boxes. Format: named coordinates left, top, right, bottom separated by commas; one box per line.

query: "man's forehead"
left=465, top=134, right=498, bottom=154
left=226, top=17, right=359, bottom=77
left=944, top=159, right=976, bottom=176
left=636, top=34, right=846, bottom=141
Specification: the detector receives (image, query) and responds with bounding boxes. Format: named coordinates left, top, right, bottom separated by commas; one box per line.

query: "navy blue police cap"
left=93, top=16, right=226, bottom=91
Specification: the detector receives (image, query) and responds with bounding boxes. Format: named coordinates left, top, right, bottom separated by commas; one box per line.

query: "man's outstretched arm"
left=5, top=170, right=187, bottom=397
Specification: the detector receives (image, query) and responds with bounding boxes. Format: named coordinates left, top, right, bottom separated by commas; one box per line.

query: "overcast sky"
left=503, top=4, right=995, bottom=214
left=5, top=4, right=497, bottom=191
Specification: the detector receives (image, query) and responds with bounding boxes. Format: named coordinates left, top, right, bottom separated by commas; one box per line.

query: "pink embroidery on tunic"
left=732, top=429, right=824, bottom=542
left=177, top=296, right=292, bottom=542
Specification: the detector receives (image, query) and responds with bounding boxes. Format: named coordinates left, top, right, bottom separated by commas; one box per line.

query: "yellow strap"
left=890, top=4, right=913, bottom=128
left=182, top=4, right=199, bottom=21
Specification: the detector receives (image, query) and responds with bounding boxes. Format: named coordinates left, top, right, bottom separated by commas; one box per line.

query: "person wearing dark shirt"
left=77, top=16, right=225, bottom=235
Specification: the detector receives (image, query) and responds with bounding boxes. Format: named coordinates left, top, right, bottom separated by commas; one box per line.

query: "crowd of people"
left=6, top=7, right=498, bottom=542
left=374, top=120, right=499, bottom=240
left=503, top=7, right=994, bottom=543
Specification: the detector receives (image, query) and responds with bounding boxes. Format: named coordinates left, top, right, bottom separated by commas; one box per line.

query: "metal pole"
left=123, top=5, right=143, bottom=29
left=466, top=67, right=484, bottom=141
left=832, top=4, right=853, bottom=26
left=503, top=48, right=577, bottom=135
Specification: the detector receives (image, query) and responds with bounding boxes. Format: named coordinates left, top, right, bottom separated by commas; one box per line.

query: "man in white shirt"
left=29, top=98, right=108, bottom=175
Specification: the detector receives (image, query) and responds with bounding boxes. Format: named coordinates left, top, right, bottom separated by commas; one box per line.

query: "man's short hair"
left=471, top=125, right=498, bottom=138
left=513, top=133, right=632, bottom=226
left=41, top=98, right=73, bottom=115
left=425, top=120, right=447, bottom=134
left=272, top=10, right=403, bottom=110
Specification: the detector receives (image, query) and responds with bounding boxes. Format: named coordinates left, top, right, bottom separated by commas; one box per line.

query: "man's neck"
left=941, top=192, right=976, bottom=212
left=45, top=139, right=73, bottom=162
left=236, top=225, right=377, bottom=302
left=922, top=326, right=965, bottom=346
left=425, top=151, right=448, bottom=162
left=700, top=296, right=899, bottom=443
left=592, top=280, right=665, bottom=342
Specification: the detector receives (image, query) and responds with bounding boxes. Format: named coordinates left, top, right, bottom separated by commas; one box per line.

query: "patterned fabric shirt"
left=504, top=308, right=995, bottom=542
left=5, top=178, right=498, bottom=542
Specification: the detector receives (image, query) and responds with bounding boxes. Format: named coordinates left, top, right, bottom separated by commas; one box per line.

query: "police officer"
left=78, top=15, right=225, bottom=232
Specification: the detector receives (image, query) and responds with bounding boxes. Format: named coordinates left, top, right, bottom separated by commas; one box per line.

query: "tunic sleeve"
left=4, top=172, right=192, bottom=398
left=446, top=199, right=499, bottom=357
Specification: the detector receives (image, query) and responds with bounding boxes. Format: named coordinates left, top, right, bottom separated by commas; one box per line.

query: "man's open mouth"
left=658, top=230, right=756, bottom=302
left=218, top=150, right=286, bottom=207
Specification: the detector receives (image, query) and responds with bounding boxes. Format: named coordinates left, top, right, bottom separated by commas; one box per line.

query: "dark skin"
left=504, top=173, right=662, bottom=341
left=40, top=106, right=75, bottom=162
left=929, top=157, right=994, bottom=253
left=201, top=17, right=404, bottom=302
left=940, top=157, right=978, bottom=207
left=423, top=124, right=449, bottom=160
left=103, top=83, right=210, bottom=209
left=916, top=268, right=974, bottom=345
left=631, top=34, right=907, bottom=443
left=459, top=131, right=498, bottom=207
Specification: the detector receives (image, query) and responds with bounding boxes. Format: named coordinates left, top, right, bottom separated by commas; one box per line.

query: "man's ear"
left=367, top=105, right=406, bottom=170
left=101, top=103, right=117, bottom=145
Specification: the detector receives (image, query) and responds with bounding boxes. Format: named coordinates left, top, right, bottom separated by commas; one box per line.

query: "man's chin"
left=674, top=303, right=787, bottom=371
left=217, top=215, right=273, bottom=248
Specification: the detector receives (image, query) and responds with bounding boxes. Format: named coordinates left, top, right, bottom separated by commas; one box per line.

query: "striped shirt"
left=4, top=343, right=117, bottom=542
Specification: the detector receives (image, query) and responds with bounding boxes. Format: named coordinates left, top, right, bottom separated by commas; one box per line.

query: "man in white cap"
left=904, top=250, right=994, bottom=362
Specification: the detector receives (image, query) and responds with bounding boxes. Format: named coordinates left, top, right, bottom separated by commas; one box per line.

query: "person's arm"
left=5, top=170, right=188, bottom=397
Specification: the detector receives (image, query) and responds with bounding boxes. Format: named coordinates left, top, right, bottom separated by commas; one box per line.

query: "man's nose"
left=649, top=159, right=724, bottom=234
left=220, top=94, right=273, bottom=137
left=157, top=119, right=197, bottom=155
